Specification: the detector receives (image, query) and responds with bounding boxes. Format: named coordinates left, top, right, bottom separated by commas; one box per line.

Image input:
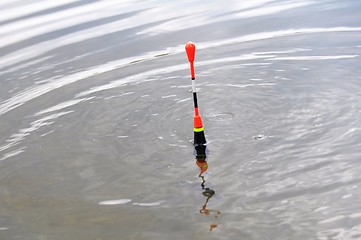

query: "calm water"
left=1, top=1, right=361, bottom=239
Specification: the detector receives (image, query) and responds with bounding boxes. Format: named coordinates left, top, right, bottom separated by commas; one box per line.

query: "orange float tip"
left=194, top=115, right=203, bottom=128
left=185, top=42, right=196, bottom=63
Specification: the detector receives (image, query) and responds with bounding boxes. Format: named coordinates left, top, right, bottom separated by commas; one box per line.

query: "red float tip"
left=185, top=42, right=196, bottom=63
left=194, top=115, right=203, bottom=128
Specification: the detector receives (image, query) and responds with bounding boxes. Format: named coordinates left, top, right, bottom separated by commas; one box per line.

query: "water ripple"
left=1, top=1, right=361, bottom=239
left=0, top=111, right=73, bottom=159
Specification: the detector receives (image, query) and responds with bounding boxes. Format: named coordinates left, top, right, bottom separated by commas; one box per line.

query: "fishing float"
left=185, top=42, right=207, bottom=146
left=186, top=43, right=218, bottom=230
left=185, top=42, right=208, bottom=172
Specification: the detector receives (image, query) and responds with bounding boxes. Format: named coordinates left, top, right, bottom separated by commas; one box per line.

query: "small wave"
left=206, top=112, right=234, bottom=122
left=0, top=111, right=73, bottom=156
left=133, top=201, right=162, bottom=207
left=117, top=136, right=129, bottom=139
left=34, top=97, right=93, bottom=116
left=98, top=199, right=132, bottom=205
left=269, top=55, right=359, bottom=61
left=161, top=94, right=176, bottom=99
left=318, top=215, right=346, bottom=224
left=0, top=147, right=26, bottom=162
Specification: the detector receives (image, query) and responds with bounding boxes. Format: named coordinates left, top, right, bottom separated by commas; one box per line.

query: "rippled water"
left=1, top=1, right=361, bottom=239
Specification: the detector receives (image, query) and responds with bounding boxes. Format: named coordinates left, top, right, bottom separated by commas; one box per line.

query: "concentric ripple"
left=1, top=1, right=361, bottom=239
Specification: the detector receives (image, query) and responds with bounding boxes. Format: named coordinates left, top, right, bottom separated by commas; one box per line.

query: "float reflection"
left=195, top=144, right=221, bottom=231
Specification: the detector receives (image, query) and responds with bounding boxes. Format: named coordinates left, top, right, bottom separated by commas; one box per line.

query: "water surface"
left=1, top=0, right=361, bottom=239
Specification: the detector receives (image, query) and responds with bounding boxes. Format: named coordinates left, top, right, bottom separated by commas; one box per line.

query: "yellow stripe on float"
left=194, top=127, right=204, bottom=132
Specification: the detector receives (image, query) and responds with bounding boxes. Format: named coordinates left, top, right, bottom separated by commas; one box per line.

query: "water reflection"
left=195, top=144, right=221, bottom=231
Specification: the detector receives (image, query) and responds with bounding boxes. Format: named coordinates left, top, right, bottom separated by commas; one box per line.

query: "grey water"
left=1, top=0, right=361, bottom=239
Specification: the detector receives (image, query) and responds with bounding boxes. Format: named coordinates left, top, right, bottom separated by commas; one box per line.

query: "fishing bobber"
left=185, top=42, right=207, bottom=145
